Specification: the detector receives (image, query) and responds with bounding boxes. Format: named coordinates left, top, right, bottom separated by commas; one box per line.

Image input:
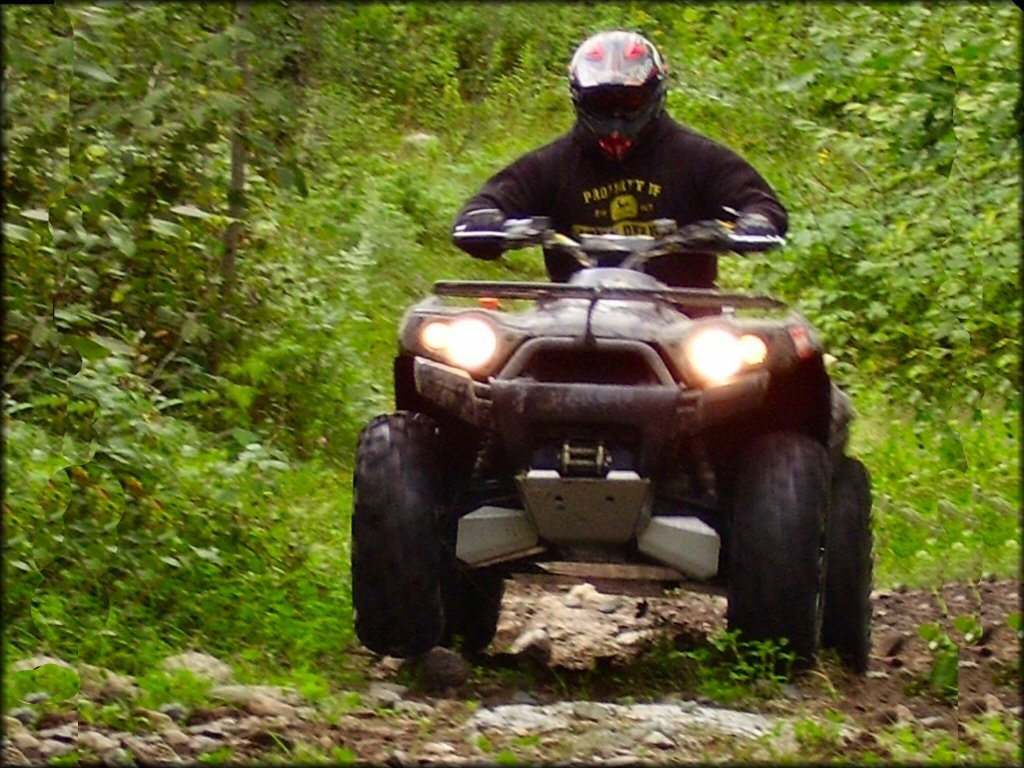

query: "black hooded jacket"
left=453, top=113, right=787, bottom=287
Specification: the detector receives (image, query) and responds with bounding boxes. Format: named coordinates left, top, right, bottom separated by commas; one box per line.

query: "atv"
left=351, top=215, right=873, bottom=672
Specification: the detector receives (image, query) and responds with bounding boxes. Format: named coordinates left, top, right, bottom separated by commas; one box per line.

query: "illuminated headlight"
left=419, top=317, right=498, bottom=371
left=684, top=328, right=767, bottom=386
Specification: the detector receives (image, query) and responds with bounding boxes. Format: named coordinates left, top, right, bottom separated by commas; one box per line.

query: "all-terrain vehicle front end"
left=352, top=218, right=873, bottom=672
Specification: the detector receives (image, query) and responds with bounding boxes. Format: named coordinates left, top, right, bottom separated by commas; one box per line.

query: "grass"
left=850, top=391, right=1020, bottom=588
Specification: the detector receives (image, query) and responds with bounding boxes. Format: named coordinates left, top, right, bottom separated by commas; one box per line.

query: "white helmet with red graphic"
left=568, top=30, right=669, bottom=160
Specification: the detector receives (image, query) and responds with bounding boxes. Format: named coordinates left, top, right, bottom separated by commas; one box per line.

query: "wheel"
left=821, top=455, right=873, bottom=673
left=727, top=432, right=830, bottom=666
left=351, top=412, right=444, bottom=657
left=440, top=560, right=505, bottom=655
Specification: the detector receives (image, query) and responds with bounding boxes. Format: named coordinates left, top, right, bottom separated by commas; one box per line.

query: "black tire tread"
left=727, top=431, right=830, bottom=665
left=822, top=455, right=874, bottom=673
left=352, top=412, right=444, bottom=657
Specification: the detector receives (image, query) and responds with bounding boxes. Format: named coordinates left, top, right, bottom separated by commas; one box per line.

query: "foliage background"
left=3, top=2, right=1019, bottom=677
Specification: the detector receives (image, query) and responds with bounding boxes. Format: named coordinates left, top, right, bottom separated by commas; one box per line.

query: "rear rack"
left=434, top=280, right=787, bottom=311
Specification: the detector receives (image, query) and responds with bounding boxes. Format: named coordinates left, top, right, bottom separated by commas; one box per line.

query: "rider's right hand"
left=452, top=207, right=507, bottom=260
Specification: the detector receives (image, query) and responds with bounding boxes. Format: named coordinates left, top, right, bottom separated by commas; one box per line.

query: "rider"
left=451, top=30, right=787, bottom=288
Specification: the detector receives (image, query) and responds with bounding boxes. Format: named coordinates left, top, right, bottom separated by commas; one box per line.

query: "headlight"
left=684, top=328, right=767, bottom=386
left=419, top=317, right=498, bottom=372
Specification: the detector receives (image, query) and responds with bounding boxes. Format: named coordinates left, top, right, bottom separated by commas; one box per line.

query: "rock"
left=38, top=740, right=75, bottom=759
left=7, top=707, right=38, bottom=728
left=422, top=741, right=457, bottom=756
left=104, top=747, right=135, bottom=766
left=395, top=700, right=435, bottom=717
left=160, top=652, right=234, bottom=683
left=245, top=692, right=298, bottom=718
left=78, top=730, right=121, bottom=753
left=2, top=743, right=29, bottom=766
left=209, top=684, right=302, bottom=708
left=365, top=682, right=406, bottom=709
left=596, top=594, right=623, bottom=614
left=38, top=722, right=77, bottom=743
left=893, top=704, right=915, bottom=724
left=566, top=583, right=602, bottom=609
left=9, top=731, right=40, bottom=752
left=642, top=729, right=676, bottom=748
left=613, top=630, right=646, bottom=646
left=509, top=691, right=540, bottom=705
left=134, top=708, right=176, bottom=732
left=22, top=691, right=49, bottom=705
left=188, top=735, right=223, bottom=755
left=983, top=693, right=1004, bottom=713
left=124, top=734, right=182, bottom=763
left=80, top=664, right=139, bottom=703
left=572, top=701, right=610, bottom=722
left=417, top=647, right=471, bottom=693
left=4, top=715, right=29, bottom=738
left=161, top=728, right=192, bottom=749
left=605, top=756, right=641, bottom=766
left=468, top=704, right=570, bottom=735
left=158, top=702, right=190, bottom=722
left=509, top=627, right=552, bottom=665
left=10, top=656, right=73, bottom=673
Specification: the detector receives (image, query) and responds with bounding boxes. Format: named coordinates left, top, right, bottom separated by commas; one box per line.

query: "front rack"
left=433, top=280, right=787, bottom=311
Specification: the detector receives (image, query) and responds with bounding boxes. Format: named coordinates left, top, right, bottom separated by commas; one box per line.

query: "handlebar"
left=452, top=215, right=784, bottom=269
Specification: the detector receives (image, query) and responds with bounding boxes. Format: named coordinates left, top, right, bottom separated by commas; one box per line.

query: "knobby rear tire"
left=822, top=455, right=874, bottom=673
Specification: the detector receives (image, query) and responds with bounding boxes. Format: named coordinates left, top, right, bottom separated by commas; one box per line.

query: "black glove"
left=452, top=207, right=506, bottom=260
left=733, top=212, right=778, bottom=237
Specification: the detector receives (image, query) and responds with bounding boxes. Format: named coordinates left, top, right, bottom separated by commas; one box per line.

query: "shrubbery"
left=3, top=3, right=1019, bottom=673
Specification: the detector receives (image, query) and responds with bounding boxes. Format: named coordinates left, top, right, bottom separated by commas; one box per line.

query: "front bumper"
left=413, top=356, right=770, bottom=447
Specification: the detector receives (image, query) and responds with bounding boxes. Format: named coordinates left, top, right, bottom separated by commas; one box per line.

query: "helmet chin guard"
left=569, top=31, right=668, bottom=160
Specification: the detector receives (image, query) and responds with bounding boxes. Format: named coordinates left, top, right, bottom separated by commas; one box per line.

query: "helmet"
left=568, top=31, right=668, bottom=160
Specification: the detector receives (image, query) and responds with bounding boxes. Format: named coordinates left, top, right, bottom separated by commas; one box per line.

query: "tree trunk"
left=211, top=0, right=251, bottom=373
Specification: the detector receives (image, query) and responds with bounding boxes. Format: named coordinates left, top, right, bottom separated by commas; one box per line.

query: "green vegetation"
left=2, top=0, right=1019, bottom=726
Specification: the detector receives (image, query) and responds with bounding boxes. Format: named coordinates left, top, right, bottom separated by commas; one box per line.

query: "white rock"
left=245, top=692, right=297, bottom=718
left=38, top=739, right=76, bottom=758
left=161, top=728, right=191, bottom=749
left=38, top=722, right=77, bottom=742
left=160, top=652, right=234, bottom=683
left=422, top=741, right=457, bottom=755
left=509, top=627, right=552, bottom=664
left=642, top=729, right=676, bottom=748
left=189, top=735, right=223, bottom=754
left=78, top=730, right=120, bottom=753
left=468, top=704, right=570, bottom=735
left=10, top=732, right=40, bottom=752
left=3, top=715, right=28, bottom=737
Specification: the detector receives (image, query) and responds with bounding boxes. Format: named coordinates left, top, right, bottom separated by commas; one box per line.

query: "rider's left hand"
left=733, top=212, right=778, bottom=237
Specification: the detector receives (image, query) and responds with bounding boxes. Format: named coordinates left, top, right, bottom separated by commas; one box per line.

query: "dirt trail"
left=5, top=579, right=1019, bottom=764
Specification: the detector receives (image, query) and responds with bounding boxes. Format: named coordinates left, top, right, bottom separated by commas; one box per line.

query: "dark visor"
left=579, top=86, right=651, bottom=117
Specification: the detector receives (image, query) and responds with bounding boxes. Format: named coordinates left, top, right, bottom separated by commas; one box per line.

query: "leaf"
left=776, top=70, right=819, bottom=93
left=170, top=204, right=214, bottom=219
left=91, top=334, right=134, bottom=356
left=75, top=63, right=119, bottom=84
left=20, top=209, right=50, bottom=222
left=3, top=223, right=35, bottom=243
left=65, top=334, right=110, bottom=361
left=190, top=546, right=223, bottom=565
left=149, top=218, right=186, bottom=239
